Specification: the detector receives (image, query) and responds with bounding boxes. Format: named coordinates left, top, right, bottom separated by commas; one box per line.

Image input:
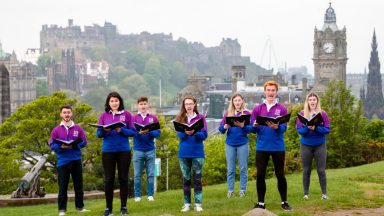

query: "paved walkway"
left=0, top=190, right=115, bottom=207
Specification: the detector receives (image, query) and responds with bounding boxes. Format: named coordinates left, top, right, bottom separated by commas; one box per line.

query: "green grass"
left=1, top=161, right=383, bottom=216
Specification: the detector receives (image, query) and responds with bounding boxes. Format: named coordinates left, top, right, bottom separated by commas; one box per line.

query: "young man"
left=49, top=105, right=90, bottom=216
left=250, top=81, right=292, bottom=211
left=132, top=97, right=161, bottom=202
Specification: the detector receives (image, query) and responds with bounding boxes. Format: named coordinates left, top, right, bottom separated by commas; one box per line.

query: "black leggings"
left=256, top=151, right=287, bottom=202
left=102, top=151, right=131, bottom=210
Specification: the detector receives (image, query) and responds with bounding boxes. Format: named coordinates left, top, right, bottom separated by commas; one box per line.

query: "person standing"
left=175, top=96, right=208, bottom=212
left=132, top=97, right=161, bottom=202
left=251, top=80, right=292, bottom=211
left=218, top=93, right=252, bottom=198
left=296, top=92, right=330, bottom=200
left=49, top=105, right=90, bottom=216
left=96, top=92, right=135, bottom=216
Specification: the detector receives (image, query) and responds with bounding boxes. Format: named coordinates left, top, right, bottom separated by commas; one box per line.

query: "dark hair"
left=104, top=91, right=125, bottom=112
left=60, top=104, right=72, bottom=112
left=175, top=95, right=199, bottom=123
left=137, top=96, right=148, bottom=104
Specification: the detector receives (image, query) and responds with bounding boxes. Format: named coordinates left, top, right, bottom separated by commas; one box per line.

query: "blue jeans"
left=226, top=143, right=249, bottom=192
left=133, top=149, right=155, bottom=197
left=179, top=158, right=204, bottom=204
left=57, top=159, right=84, bottom=211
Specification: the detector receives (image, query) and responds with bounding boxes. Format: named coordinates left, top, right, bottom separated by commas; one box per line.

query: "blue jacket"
left=133, top=113, right=161, bottom=151
left=218, top=110, right=252, bottom=146
left=250, top=102, right=288, bottom=151
left=296, top=110, right=331, bottom=146
left=177, top=114, right=208, bottom=158
left=96, top=110, right=136, bottom=152
left=49, top=122, right=87, bottom=167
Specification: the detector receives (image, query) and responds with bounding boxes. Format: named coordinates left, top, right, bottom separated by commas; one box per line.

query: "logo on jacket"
left=73, top=130, right=79, bottom=137
left=275, top=109, right=281, bottom=116
left=149, top=117, right=154, bottom=124
left=120, top=115, right=125, bottom=121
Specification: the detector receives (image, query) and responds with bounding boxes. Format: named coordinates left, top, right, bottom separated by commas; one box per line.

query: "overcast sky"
left=0, top=0, right=383, bottom=74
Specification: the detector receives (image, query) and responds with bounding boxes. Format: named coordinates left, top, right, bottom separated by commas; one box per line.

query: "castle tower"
left=0, top=63, right=11, bottom=123
left=231, top=65, right=246, bottom=93
left=363, top=30, right=384, bottom=119
left=313, top=3, right=348, bottom=93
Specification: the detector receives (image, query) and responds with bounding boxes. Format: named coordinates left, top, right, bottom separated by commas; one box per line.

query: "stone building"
left=0, top=44, right=36, bottom=114
left=0, top=63, right=11, bottom=123
left=47, top=49, right=80, bottom=94
left=313, top=3, right=347, bottom=93
left=40, top=19, right=269, bottom=82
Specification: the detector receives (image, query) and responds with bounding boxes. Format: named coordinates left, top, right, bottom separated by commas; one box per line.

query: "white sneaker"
left=180, top=203, right=191, bottom=212
left=77, top=208, right=91, bottom=212
left=322, top=194, right=328, bottom=200
left=195, top=203, right=203, bottom=212
left=239, top=190, right=246, bottom=197
left=303, top=195, right=309, bottom=200
left=134, top=197, right=141, bottom=202
left=58, top=211, right=66, bottom=216
left=147, top=196, right=154, bottom=201
left=227, top=191, right=234, bottom=198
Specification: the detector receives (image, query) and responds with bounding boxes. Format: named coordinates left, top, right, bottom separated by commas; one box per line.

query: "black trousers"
left=57, top=159, right=84, bottom=211
left=256, top=151, right=287, bottom=202
left=102, top=151, right=131, bottom=210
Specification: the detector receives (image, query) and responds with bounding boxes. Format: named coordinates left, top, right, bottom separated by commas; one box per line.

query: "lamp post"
left=161, top=142, right=169, bottom=191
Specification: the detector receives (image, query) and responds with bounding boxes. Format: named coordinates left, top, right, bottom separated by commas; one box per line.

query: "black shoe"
left=120, top=207, right=128, bottom=215
left=254, top=202, right=265, bottom=209
left=103, top=208, right=113, bottom=216
left=281, top=202, right=292, bottom=211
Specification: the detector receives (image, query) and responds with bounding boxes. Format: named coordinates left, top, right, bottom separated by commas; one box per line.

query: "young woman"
left=96, top=92, right=135, bottom=216
left=296, top=92, right=330, bottom=200
left=218, top=93, right=252, bottom=198
left=175, top=96, right=207, bottom=212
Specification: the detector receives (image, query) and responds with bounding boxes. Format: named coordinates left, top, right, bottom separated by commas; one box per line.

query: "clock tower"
left=313, top=3, right=347, bottom=93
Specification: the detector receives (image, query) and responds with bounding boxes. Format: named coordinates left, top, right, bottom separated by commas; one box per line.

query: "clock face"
left=323, top=42, right=334, bottom=53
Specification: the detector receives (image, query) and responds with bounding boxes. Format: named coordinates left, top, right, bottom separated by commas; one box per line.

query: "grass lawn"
left=0, top=161, right=383, bottom=216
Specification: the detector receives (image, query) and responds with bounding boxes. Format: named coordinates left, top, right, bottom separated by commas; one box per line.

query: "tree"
left=321, top=81, right=366, bottom=167
left=0, top=92, right=99, bottom=192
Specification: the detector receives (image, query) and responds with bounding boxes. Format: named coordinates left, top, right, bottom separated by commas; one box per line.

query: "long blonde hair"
left=303, top=92, right=322, bottom=119
left=175, top=96, right=199, bottom=123
left=226, top=93, right=247, bottom=117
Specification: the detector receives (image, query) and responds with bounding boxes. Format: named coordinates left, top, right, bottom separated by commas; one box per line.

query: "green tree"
left=0, top=92, right=100, bottom=192
left=321, top=81, right=366, bottom=167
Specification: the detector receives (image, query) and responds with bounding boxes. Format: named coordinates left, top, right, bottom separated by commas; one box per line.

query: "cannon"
left=11, top=154, right=48, bottom=198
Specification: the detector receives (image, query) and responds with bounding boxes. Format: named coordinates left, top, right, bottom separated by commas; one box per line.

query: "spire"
left=322, top=2, right=338, bottom=31
left=364, top=29, right=384, bottom=118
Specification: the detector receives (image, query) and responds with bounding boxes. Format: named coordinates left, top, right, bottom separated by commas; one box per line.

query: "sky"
left=0, top=0, right=383, bottom=75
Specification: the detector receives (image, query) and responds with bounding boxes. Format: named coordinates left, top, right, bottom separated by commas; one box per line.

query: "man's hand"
left=308, top=125, right=316, bottom=131
left=266, top=121, right=278, bottom=129
left=224, top=124, right=230, bottom=129
left=61, top=145, right=72, bottom=149
left=115, top=127, right=121, bottom=133
left=139, top=129, right=149, bottom=134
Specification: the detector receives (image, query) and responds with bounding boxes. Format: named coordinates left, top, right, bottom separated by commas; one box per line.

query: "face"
left=264, top=85, right=277, bottom=103
left=137, top=101, right=148, bottom=113
left=232, top=96, right=243, bottom=110
left=184, top=99, right=195, bottom=114
left=308, top=96, right=318, bottom=110
left=60, top=108, right=72, bottom=122
left=109, top=97, right=120, bottom=112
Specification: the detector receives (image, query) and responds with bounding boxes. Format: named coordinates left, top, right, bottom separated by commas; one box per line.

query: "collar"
left=186, top=112, right=197, bottom=122
left=138, top=111, right=149, bottom=120
left=109, top=110, right=124, bottom=115
left=60, top=120, right=75, bottom=128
